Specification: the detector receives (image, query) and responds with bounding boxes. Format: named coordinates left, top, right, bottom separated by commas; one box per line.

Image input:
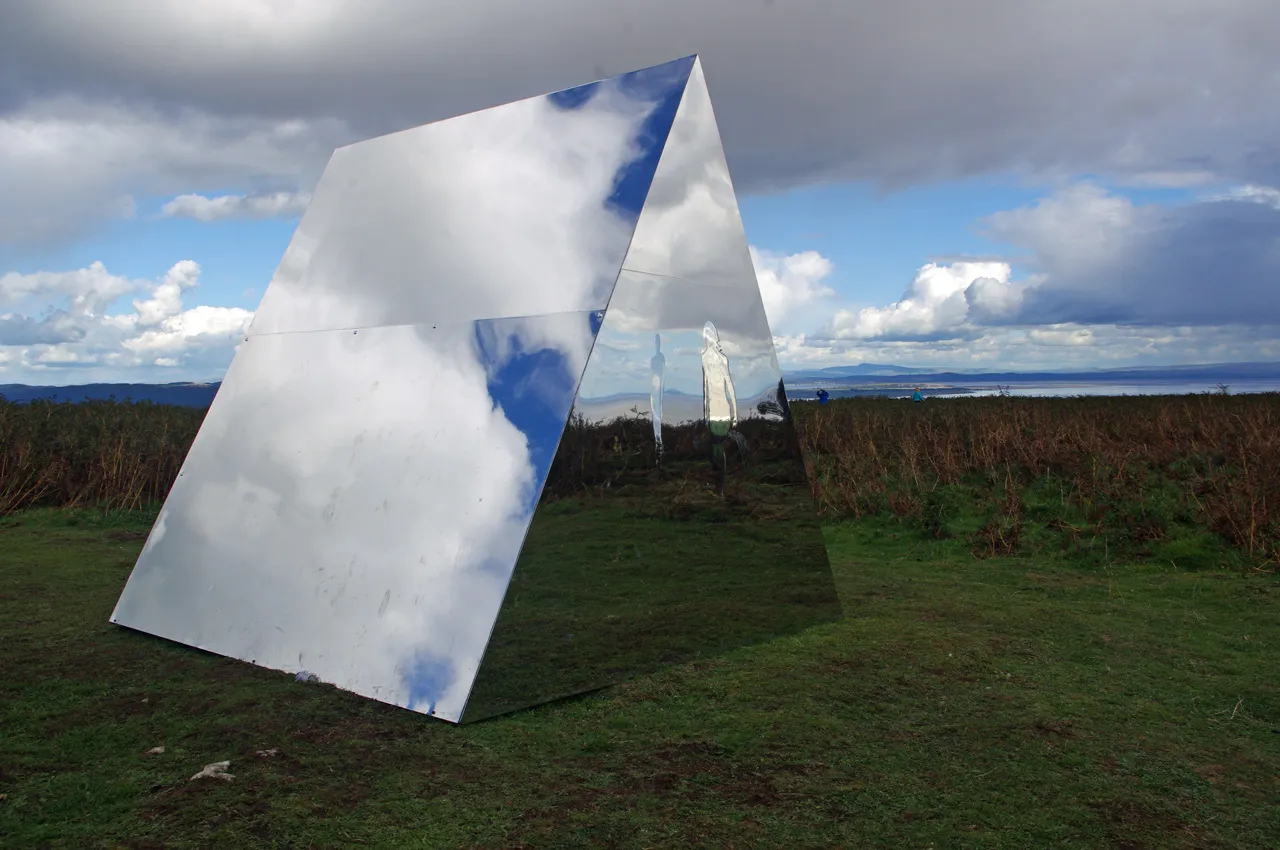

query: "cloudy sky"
left=2, top=0, right=1278, bottom=384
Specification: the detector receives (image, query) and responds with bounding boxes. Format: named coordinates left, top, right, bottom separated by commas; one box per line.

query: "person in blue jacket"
left=911, top=386, right=925, bottom=403
left=816, top=388, right=830, bottom=405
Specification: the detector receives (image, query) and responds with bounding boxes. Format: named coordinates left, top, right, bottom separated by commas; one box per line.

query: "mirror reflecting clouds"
left=112, top=311, right=599, bottom=722
left=249, top=57, right=694, bottom=335
left=112, top=55, right=838, bottom=725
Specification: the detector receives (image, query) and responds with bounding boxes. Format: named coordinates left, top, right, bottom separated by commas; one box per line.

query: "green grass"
left=2, top=508, right=1277, bottom=848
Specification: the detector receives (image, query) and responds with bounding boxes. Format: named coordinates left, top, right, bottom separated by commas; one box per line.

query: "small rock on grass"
left=145, top=746, right=165, bottom=755
left=189, top=761, right=234, bottom=782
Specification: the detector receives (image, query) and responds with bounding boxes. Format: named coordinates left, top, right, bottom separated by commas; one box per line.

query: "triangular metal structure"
left=111, top=56, right=842, bottom=724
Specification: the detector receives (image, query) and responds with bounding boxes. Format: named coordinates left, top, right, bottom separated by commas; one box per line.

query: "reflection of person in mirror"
left=701, top=321, right=737, bottom=494
left=650, top=333, right=665, bottom=461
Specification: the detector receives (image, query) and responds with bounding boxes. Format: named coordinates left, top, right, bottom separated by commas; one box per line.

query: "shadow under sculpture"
left=109, top=54, right=842, bottom=725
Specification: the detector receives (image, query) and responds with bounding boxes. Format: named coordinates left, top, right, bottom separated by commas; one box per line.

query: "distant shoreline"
left=3, top=372, right=1280, bottom=408
left=785, top=377, right=1280, bottom=400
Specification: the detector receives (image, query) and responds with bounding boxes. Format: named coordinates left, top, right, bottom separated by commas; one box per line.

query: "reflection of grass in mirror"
left=542, top=410, right=806, bottom=500
left=464, top=499, right=837, bottom=721
left=465, top=411, right=839, bottom=721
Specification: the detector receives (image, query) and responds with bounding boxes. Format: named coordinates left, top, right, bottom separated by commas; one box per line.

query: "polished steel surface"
left=112, top=54, right=838, bottom=725
left=111, top=312, right=600, bottom=723
left=462, top=270, right=840, bottom=722
left=573, top=269, right=784, bottom=427
left=248, top=56, right=694, bottom=336
left=617, top=59, right=759, bottom=290
left=462, top=59, right=838, bottom=719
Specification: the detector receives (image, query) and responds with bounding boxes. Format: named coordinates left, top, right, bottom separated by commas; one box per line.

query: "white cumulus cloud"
left=750, top=247, right=835, bottom=331
left=824, top=261, right=1019, bottom=342
left=0, top=260, right=253, bottom=381
left=776, top=178, right=1280, bottom=369
left=131, top=260, right=201, bottom=326
left=161, top=191, right=313, bottom=222
left=0, top=97, right=348, bottom=247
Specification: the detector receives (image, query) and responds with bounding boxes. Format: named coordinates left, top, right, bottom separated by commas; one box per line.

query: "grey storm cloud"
left=2, top=0, right=1279, bottom=248
left=0, top=311, right=85, bottom=346
left=983, top=190, right=1280, bottom=328
left=811, top=177, right=1280, bottom=344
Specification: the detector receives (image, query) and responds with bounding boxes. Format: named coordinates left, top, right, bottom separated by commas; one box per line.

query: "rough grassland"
left=5, top=393, right=1280, bottom=570
left=2, top=509, right=1276, bottom=848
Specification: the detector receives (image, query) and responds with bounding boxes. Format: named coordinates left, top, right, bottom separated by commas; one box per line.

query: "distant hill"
left=0, top=382, right=221, bottom=408
left=800, top=363, right=926, bottom=377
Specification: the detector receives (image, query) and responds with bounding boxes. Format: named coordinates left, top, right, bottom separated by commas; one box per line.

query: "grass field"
left=3, top=507, right=1276, bottom=848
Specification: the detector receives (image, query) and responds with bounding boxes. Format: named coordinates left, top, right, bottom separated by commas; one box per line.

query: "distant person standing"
left=650, top=333, right=665, bottom=461
left=911, top=387, right=924, bottom=403
left=816, top=388, right=830, bottom=405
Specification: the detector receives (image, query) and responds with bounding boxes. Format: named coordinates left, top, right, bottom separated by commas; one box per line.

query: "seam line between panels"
left=617, top=266, right=748, bottom=290
left=244, top=309, right=611, bottom=340
left=455, top=274, right=622, bottom=722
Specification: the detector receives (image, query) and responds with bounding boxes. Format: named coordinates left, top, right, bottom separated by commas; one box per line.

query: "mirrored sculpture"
left=111, top=55, right=842, bottom=724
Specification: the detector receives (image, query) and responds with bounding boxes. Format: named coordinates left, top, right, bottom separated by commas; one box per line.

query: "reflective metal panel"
left=617, top=58, right=759, bottom=290
left=111, top=311, right=601, bottom=723
left=574, top=270, right=783, bottom=427
left=462, top=269, right=840, bottom=722
left=113, top=54, right=833, bottom=725
left=248, top=56, right=694, bottom=336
